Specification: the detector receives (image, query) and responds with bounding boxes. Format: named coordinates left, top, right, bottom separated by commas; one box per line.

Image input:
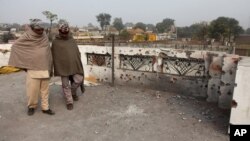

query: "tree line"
left=96, top=13, right=248, bottom=42
left=1, top=11, right=250, bottom=43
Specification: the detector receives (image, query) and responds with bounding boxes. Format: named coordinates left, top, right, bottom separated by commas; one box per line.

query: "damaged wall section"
left=79, top=45, right=239, bottom=109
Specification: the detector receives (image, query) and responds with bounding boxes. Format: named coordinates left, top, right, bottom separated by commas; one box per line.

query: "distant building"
left=73, top=26, right=103, bottom=42
left=0, top=31, right=9, bottom=36
left=124, top=23, right=134, bottom=30
left=78, top=26, right=100, bottom=36
left=102, top=25, right=119, bottom=35
left=156, top=33, right=168, bottom=40
left=73, top=35, right=104, bottom=40
left=235, top=34, right=250, bottom=44
left=0, top=23, right=10, bottom=29
left=235, top=35, right=250, bottom=56
left=10, top=28, right=16, bottom=33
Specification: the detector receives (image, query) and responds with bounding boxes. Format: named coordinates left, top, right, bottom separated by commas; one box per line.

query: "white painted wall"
left=0, top=44, right=11, bottom=67
left=230, top=57, right=250, bottom=124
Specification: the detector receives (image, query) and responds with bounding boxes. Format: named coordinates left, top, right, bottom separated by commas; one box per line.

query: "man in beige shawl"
left=51, top=22, right=84, bottom=110
left=8, top=19, right=55, bottom=116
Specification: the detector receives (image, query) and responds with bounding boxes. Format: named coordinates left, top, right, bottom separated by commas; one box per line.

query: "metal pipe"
left=111, top=34, right=115, bottom=86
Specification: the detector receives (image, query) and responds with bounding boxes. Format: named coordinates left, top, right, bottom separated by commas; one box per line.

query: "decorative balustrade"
left=162, top=57, right=205, bottom=77
left=87, top=53, right=112, bottom=67
left=119, top=55, right=153, bottom=72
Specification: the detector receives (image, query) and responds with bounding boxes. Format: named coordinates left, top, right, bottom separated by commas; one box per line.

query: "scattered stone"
left=178, top=102, right=183, bottom=105
left=94, top=131, right=99, bottom=134
left=198, top=119, right=202, bottom=122
left=189, top=97, right=195, bottom=100
left=155, top=91, right=161, bottom=98
left=105, top=122, right=110, bottom=126
left=182, top=117, right=187, bottom=120
left=182, top=96, right=187, bottom=99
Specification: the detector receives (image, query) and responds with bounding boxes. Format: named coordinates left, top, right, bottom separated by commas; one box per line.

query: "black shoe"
left=42, top=109, right=55, bottom=115
left=72, top=95, right=79, bottom=101
left=66, top=104, right=73, bottom=110
left=27, top=108, right=35, bottom=116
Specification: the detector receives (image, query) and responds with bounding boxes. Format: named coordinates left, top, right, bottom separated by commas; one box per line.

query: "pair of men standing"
left=8, top=19, right=84, bottom=115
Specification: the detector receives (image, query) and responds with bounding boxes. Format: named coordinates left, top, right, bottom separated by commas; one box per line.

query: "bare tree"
left=42, top=11, right=58, bottom=32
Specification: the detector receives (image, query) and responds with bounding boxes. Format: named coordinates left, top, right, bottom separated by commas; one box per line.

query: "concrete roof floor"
left=0, top=72, right=229, bottom=141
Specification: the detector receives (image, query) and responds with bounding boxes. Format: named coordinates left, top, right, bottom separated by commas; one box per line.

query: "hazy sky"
left=0, top=0, right=249, bottom=29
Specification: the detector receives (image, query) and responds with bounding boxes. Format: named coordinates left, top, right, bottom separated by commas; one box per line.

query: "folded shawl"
left=8, top=27, right=52, bottom=71
left=51, top=35, right=83, bottom=76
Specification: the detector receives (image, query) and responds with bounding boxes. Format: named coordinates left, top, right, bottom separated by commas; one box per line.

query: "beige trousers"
left=26, top=73, right=50, bottom=110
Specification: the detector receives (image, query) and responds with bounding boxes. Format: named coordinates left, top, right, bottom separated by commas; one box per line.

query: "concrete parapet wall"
left=79, top=45, right=239, bottom=109
left=230, top=57, right=250, bottom=124
left=0, top=44, right=241, bottom=109
left=0, top=44, right=11, bottom=67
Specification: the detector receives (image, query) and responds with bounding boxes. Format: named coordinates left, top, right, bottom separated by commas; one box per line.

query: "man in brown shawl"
left=8, top=19, right=55, bottom=116
left=51, top=22, right=84, bottom=110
